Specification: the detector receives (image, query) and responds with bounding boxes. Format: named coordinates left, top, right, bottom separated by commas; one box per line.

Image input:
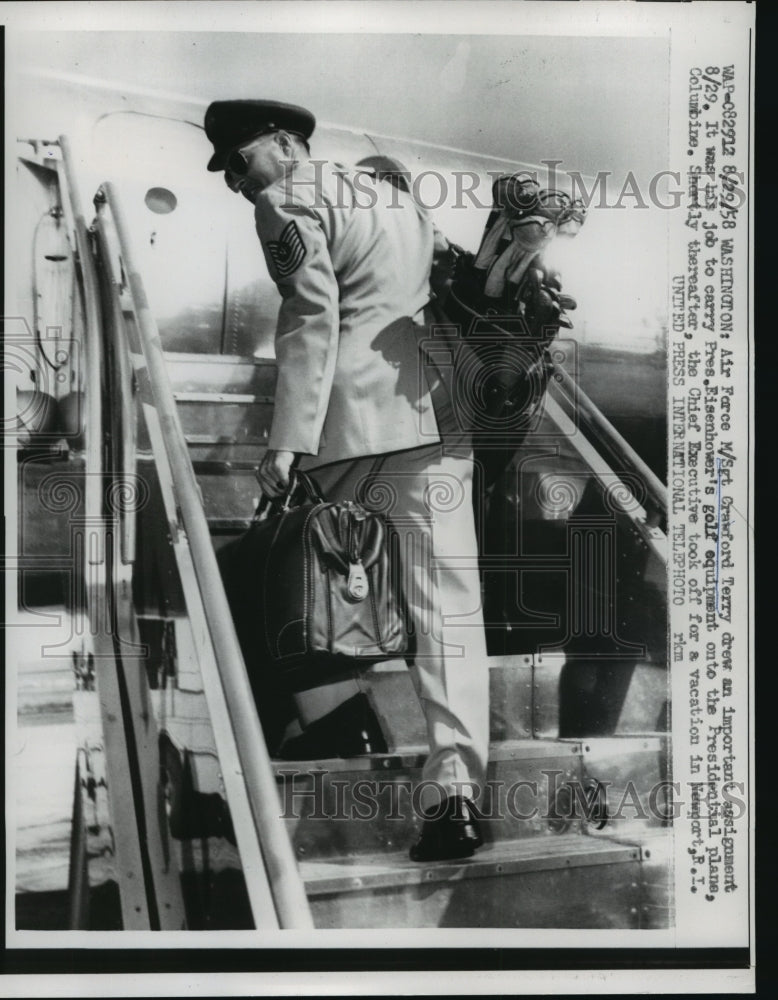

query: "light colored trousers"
left=307, top=442, right=489, bottom=808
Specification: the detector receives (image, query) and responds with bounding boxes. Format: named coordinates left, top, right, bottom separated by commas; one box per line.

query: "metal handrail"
left=549, top=362, right=667, bottom=519
left=93, top=204, right=278, bottom=929
left=92, top=215, right=138, bottom=565
left=542, top=392, right=666, bottom=565
left=58, top=135, right=103, bottom=506
left=100, top=180, right=313, bottom=930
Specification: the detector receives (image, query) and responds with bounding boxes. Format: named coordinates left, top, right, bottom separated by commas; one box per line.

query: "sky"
left=13, top=30, right=669, bottom=182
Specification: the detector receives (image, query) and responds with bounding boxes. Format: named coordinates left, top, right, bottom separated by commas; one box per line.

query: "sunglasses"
left=224, top=127, right=309, bottom=180
left=223, top=127, right=277, bottom=178
left=225, top=148, right=251, bottom=177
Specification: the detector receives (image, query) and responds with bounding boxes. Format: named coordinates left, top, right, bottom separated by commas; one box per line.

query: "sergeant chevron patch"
left=267, top=220, right=307, bottom=277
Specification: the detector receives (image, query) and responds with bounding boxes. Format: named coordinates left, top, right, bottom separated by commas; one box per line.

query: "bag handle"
left=312, top=504, right=386, bottom=573
left=253, top=469, right=325, bottom=522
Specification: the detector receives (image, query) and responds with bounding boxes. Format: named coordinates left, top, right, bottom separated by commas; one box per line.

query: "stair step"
left=165, top=353, right=276, bottom=396
left=16, top=659, right=75, bottom=718
left=302, top=835, right=641, bottom=893
left=167, top=356, right=275, bottom=451
left=579, top=736, right=669, bottom=834
left=273, top=736, right=667, bottom=862
left=189, top=442, right=267, bottom=466
left=177, top=397, right=272, bottom=450
left=195, top=466, right=260, bottom=533
left=588, top=825, right=674, bottom=929
left=300, top=834, right=643, bottom=928
left=275, top=740, right=587, bottom=860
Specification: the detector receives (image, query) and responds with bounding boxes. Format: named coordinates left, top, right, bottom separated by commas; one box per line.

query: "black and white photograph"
left=3, top=1, right=755, bottom=995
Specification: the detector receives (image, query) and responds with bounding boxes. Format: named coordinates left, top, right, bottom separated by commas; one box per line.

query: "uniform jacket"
left=254, top=160, right=444, bottom=466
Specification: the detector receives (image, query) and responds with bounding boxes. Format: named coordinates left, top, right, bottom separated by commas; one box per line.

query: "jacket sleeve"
left=254, top=191, right=339, bottom=456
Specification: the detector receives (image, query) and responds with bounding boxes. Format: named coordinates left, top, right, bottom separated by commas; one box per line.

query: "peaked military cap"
left=204, top=100, right=316, bottom=171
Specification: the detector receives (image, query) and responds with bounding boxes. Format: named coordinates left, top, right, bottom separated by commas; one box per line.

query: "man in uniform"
left=205, top=99, right=488, bottom=861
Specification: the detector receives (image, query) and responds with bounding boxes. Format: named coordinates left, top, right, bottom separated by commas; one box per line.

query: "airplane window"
left=145, top=187, right=178, bottom=214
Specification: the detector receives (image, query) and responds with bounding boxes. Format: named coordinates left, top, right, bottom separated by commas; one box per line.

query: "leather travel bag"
left=219, top=470, right=408, bottom=690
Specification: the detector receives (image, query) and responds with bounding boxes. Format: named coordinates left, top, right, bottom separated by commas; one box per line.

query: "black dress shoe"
left=277, top=693, right=388, bottom=760
left=409, top=794, right=484, bottom=862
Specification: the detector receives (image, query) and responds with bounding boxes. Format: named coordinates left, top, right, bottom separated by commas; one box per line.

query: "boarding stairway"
left=159, top=355, right=671, bottom=930
left=15, top=139, right=672, bottom=931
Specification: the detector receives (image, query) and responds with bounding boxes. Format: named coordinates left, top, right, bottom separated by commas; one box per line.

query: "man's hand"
left=256, top=449, right=296, bottom=498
